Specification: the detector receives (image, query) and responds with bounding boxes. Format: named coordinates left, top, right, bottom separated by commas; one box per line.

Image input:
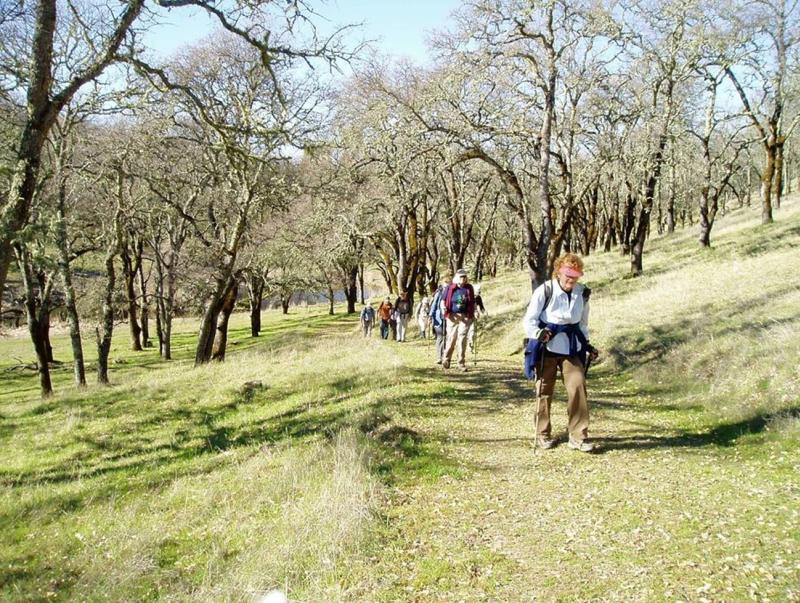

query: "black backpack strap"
left=582, top=286, right=592, bottom=301
left=543, top=280, right=553, bottom=313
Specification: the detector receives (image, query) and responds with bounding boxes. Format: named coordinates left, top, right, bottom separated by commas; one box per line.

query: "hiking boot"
left=568, top=438, right=596, bottom=453
left=436, top=359, right=442, bottom=365
left=537, top=436, right=556, bottom=450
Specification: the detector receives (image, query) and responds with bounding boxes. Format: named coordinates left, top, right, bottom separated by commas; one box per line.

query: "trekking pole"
left=532, top=328, right=553, bottom=454
left=472, top=322, right=478, bottom=366
left=532, top=350, right=546, bottom=454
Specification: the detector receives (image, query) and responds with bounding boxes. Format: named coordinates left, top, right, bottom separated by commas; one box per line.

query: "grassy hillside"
left=1, top=198, right=799, bottom=601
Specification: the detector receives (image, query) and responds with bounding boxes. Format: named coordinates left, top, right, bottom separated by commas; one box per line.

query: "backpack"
left=396, top=299, right=411, bottom=315
left=429, top=286, right=445, bottom=327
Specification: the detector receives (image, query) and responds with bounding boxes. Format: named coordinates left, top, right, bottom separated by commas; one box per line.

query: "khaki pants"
left=444, top=314, right=472, bottom=367
left=535, top=354, right=589, bottom=441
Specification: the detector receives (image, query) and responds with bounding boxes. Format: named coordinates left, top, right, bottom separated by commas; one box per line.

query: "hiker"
left=416, top=286, right=433, bottom=339
left=442, top=268, right=476, bottom=371
left=430, top=272, right=451, bottom=364
left=377, top=297, right=393, bottom=340
left=467, top=283, right=487, bottom=354
left=394, top=290, right=413, bottom=342
left=389, top=307, right=398, bottom=341
left=360, top=302, right=376, bottom=337
left=522, top=253, right=599, bottom=453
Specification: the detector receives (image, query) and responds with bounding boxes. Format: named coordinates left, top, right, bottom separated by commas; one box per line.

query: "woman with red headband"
left=522, top=253, right=599, bottom=452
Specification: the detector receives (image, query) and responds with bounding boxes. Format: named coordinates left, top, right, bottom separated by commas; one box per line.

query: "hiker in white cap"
left=442, top=268, right=476, bottom=371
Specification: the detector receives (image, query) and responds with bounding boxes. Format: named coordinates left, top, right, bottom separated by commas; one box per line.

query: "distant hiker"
left=442, top=268, right=476, bottom=371
left=416, top=287, right=433, bottom=339
left=389, top=307, right=398, bottom=341
left=430, top=271, right=452, bottom=364
left=522, top=253, right=599, bottom=453
left=360, top=302, right=376, bottom=337
left=467, top=283, right=487, bottom=354
left=377, top=297, right=393, bottom=340
left=394, top=290, right=413, bottom=342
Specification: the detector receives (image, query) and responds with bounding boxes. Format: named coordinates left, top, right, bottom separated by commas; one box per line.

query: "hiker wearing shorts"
left=522, top=253, right=599, bottom=453
left=442, top=268, right=475, bottom=371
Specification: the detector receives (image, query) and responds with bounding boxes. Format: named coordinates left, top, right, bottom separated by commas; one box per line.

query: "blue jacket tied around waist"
left=524, top=321, right=588, bottom=380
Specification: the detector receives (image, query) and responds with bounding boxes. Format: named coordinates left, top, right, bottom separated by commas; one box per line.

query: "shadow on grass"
left=0, top=311, right=357, bottom=407
left=605, top=289, right=800, bottom=371
left=594, top=406, right=800, bottom=453
left=0, top=382, right=360, bottom=490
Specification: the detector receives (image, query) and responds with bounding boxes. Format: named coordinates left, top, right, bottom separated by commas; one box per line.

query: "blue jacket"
left=429, top=285, right=446, bottom=329
left=524, top=321, right=589, bottom=380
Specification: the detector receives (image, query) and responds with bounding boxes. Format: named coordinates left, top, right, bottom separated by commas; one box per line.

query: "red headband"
left=559, top=265, right=583, bottom=278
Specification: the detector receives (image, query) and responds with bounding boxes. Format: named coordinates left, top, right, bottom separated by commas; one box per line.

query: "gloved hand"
left=537, top=328, right=554, bottom=343
left=587, top=344, right=599, bottom=361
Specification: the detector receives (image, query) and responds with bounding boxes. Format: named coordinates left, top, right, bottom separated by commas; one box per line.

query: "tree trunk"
left=667, top=159, right=676, bottom=234
left=345, top=265, right=358, bottom=314
left=631, top=124, right=669, bottom=276
left=281, top=294, right=291, bottom=314
left=760, top=141, right=776, bottom=224
left=120, top=242, right=142, bottom=351
left=155, top=301, right=165, bottom=358
left=621, top=191, right=635, bottom=256
left=96, top=246, right=116, bottom=385
left=155, top=249, right=179, bottom=360
left=16, top=247, right=54, bottom=397
left=358, top=263, right=366, bottom=304
left=30, top=313, right=53, bottom=397
left=533, top=47, right=557, bottom=292
left=138, top=259, right=151, bottom=348
left=195, top=277, right=230, bottom=365
left=773, top=140, right=784, bottom=210
left=698, top=214, right=712, bottom=247
left=247, top=277, right=264, bottom=337
left=41, top=306, right=54, bottom=363
left=55, top=221, right=86, bottom=386
left=328, top=284, right=335, bottom=315
left=211, top=280, right=238, bottom=362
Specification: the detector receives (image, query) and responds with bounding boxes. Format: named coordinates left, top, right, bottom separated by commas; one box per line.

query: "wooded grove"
left=1, top=0, right=798, bottom=396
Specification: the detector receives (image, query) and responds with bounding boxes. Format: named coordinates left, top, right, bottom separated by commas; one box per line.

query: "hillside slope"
left=1, top=198, right=799, bottom=601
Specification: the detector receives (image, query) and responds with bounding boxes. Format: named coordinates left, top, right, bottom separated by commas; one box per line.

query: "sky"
left=145, top=0, right=462, bottom=66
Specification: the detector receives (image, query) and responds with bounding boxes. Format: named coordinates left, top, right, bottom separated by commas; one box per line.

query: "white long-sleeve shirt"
left=522, top=279, right=590, bottom=355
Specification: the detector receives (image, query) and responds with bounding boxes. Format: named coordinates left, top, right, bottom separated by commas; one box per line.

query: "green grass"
left=2, top=198, right=800, bottom=601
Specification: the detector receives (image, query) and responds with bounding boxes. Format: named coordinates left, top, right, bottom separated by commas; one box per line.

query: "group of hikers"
left=359, top=268, right=487, bottom=369
left=359, top=252, right=598, bottom=453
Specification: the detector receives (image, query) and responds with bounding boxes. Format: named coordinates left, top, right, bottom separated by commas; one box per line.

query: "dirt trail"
left=355, top=348, right=800, bottom=602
